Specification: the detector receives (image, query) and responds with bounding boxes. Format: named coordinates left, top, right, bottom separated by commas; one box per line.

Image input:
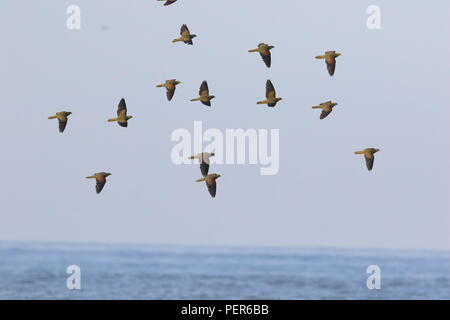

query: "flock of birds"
left=47, top=0, right=380, bottom=198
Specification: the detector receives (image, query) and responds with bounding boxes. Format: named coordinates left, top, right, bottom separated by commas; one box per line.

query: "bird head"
left=335, top=52, right=341, bottom=57
left=210, top=96, right=216, bottom=100
left=332, top=102, right=338, bottom=107
left=210, top=152, right=215, bottom=157
left=191, top=34, right=197, bottom=39
left=175, top=81, right=181, bottom=85
left=268, top=45, right=275, bottom=50
left=127, top=115, right=133, bottom=119
left=105, top=173, right=112, bottom=177
left=373, top=148, right=380, bottom=153
left=215, top=174, right=221, bottom=179
left=66, top=112, right=72, bottom=116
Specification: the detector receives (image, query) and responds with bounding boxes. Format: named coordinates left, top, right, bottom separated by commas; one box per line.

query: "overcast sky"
left=0, top=0, right=449, bottom=250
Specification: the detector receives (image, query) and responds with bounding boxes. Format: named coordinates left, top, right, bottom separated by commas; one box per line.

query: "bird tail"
left=248, top=48, right=259, bottom=52
left=257, top=100, right=268, bottom=104
left=172, top=38, right=182, bottom=43
left=190, top=97, right=201, bottom=102
left=188, top=156, right=196, bottom=159
left=315, top=55, right=326, bottom=59
left=48, top=115, right=57, bottom=119
left=86, top=175, right=96, bottom=179
left=156, top=83, right=165, bottom=87
left=195, top=177, right=206, bottom=182
left=354, top=151, right=364, bottom=155
left=312, top=105, right=322, bottom=109
left=108, top=117, right=119, bottom=122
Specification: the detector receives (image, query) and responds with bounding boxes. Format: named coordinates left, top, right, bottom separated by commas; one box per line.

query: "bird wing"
left=96, top=181, right=106, bottom=193
left=266, top=80, right=276, bottom=100
left=58, top=119, right=67, bottom=133
left=206, top=179, right=217, bottom=198
left=259, top=49, right=271, bottom=68
left=166, top=87, right=176, bottom=101
left=117, top=98, right=127, bottom=116
left=199, top=81, right=209, bottom=97
left=325, top=57, right=336, bottom=76
left=320, top=110, right=332, bottom=119
left=200, top=163, right=209, bottom=177
left=180, top=24, right=190, bottom=37
left=365, top=155, right=375, bottom=171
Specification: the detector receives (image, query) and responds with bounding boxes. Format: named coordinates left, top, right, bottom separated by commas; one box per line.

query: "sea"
left=0, top=241, right=448, bottom=300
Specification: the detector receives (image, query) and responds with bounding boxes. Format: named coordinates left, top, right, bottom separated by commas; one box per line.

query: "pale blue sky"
left=0, top=1, right=449, bottom=250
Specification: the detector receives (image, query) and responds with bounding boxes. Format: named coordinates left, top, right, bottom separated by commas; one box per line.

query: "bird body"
left=354, top=148, right=380, bottom=171
left=189, top=152, right=215, bottom=176
left=156, top=79, right=181, bottom=101
left=172, top=24, right=196, bottom=45
left=312, top=101, right=338, bottom=119
left=196, top=174, right=221, bottom=198
left=190, top=81, right=215, bottom=106
left=257, top=80, right=282, bottom=107
left=48, top=111, right=72, bottom=133
left=248, top=43, right=274, bottom=68
left=315, top=51, right=341, bottom=76
left=108, top=98, right=133, bottom=127
left=86, top=172, right=111, bottom=194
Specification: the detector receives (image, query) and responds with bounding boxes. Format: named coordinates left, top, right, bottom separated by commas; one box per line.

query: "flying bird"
left=257, top=80, right=282, bottom=107
left=248, top=43, right=274, bottom=68
left=312, top=101, right=338, bottom=119
left=354, top=148, right=380, bottom=171
left=190, top=81, right=215, bottom=106
left=196, top=174, right=221, bottom=198
left=156, top=0, right=177, bottom=6
left=48, top=111, right=72, bottom=133
left=86, top=172, right=111, bottom=194
left=189, top=152, right=215, bottom=176
left=172, top=24, right=196, bottom=45
left=315, top=51, right=341, bottom=76
left=107, top=98, right=133, bottom=127
left=156, top=79, right=181, bottom=101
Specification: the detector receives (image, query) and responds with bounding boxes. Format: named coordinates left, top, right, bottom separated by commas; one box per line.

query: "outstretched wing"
left=180, top=24, right=190, bottom=37
left=320, top=110, right=332, bottom=119
left=365, top=155, right=374, bottom=171
left=117, top=98, right=127, bottom=116
left=259, top=47, right=271, bottom=68
left=96, top=180, right=106, bottom=194
left=326, top=57, right=336, bottom=76
left=206, top=180, right=216, bottom=198
left=199, top=81, right=209, bottom=97
left=166, top=87, right=176, bottom=101
left=266, top=80, right=276, bottom=100
left=200, top=163, right=209, bottom=177
left=58, top=119, right=67, bottom=133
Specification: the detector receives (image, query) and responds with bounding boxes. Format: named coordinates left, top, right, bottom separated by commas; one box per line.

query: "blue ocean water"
left=0, top=242, right=448, bottom=299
